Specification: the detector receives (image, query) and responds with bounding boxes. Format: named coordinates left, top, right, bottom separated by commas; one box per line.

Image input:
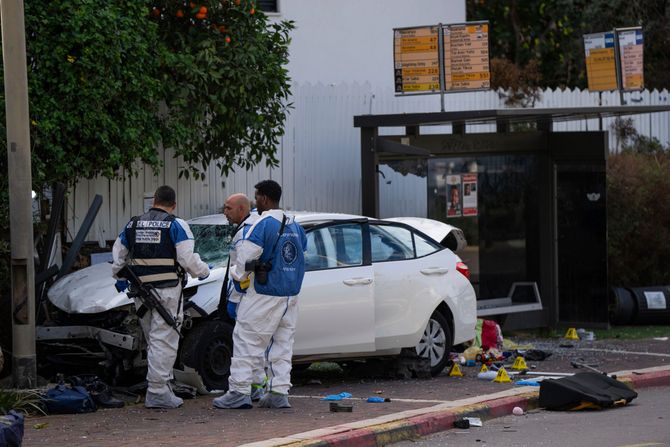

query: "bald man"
left=221, top=193, right=265, bottom=400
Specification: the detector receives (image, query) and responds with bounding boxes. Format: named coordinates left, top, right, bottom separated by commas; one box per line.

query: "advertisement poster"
left=462, top=173, right=478, bottom=216
left=446, top=175, right=462, bottom=218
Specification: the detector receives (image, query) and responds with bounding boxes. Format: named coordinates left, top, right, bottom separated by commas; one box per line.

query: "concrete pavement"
left=21, top=337, right=670, bottom=447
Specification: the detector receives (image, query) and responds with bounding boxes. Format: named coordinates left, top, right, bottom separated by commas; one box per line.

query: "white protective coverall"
left=112, top=214, right=209, bottom=394
left=228, top=209, right=306, bottom=395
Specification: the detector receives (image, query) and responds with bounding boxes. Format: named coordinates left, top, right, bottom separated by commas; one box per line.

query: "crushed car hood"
left=47, top=262, right=133, bottom=314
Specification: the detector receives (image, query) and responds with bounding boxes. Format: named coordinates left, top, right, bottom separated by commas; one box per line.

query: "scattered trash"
left=492, top=367, right=512, bottom=383
left=32, top=423, right=49, bottom=430
left=307, top=379, right=323, bottom=385
left=374, top=390, right=383, bottom=394
left=463, top=417, right=483, bottom=427
left=653, top=337, right=669, bottom=341
left=512, top=406, right=524, bottom=416
left=366, top=397, right=391, bottom=403
left=570, top=360, right=610, bottom=377
left=477, top=371, right=498, bottom=381
left=515, top=379, right=540, bottom=387
left=448, top=362, right=464, bottom=377
left=576, top=328, right=596, bottom=341
left=511, top=356, right=528, bottom=370
left=517, top=349, right=552, bottom=361
left=321, top=392, right=352, bottom=401
left=564, top=328, right=579, bottom=340
left=329, top=402, right=353, bottom=412
left=453, top=418, right=470, bottom=429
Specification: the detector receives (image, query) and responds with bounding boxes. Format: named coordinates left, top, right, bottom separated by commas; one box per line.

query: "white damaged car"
left=39, top=213, right=476, bottom=390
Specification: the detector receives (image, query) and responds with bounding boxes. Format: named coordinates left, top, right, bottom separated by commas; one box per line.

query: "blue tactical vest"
left=125, top=208, right=181, bottom=288
left=249, top=216, right=306, bottom=297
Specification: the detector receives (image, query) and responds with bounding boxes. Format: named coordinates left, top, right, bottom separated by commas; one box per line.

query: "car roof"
left=188, top=211, right=366, bottom=226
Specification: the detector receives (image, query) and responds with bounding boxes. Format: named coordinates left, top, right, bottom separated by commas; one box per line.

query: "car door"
left=294, top=221, right=376, bottom=355
left=370, top=223, right=449, bottom=350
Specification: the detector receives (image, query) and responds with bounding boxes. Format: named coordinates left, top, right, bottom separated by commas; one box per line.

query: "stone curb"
left=241, top=365, right=670, bottom=447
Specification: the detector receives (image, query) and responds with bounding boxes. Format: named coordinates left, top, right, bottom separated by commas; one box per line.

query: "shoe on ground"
left=213, top=391, right=252, bottom=409
left=145, top=389, right=184, bottom=409
left=251, top=384, right=266, bottom=402
left=258, top=392, right=291, bottom=409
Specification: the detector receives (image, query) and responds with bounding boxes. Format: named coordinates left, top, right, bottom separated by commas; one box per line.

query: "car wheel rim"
left=205, top=338, right=231, bottom=377
left=416, top=319, right=447, bottom=367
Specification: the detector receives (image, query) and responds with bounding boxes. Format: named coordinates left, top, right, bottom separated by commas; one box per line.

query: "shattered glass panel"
left=191, top=223, right=235, bottom=267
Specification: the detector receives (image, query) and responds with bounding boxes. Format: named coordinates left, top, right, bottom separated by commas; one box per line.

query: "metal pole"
left=437, top=25, right=446, bottom=112
left=1, top=0, right=37, bottom=388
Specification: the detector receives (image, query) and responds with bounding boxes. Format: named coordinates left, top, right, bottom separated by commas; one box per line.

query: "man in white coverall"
left=214, top=180, right=307, bottom=409
left=113, top=185, right=210, bottom=409
left=221, top=193, right=266, bottom=400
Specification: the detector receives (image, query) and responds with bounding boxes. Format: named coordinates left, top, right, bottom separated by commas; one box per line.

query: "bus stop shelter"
left=354, top=106, right=670, bottom=328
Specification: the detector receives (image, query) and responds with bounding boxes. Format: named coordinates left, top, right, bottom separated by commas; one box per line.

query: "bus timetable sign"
left=394, top=21, right=490, bottom=95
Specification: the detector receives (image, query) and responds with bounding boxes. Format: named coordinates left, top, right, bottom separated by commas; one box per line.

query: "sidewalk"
left=21, top=337, right=670, bottom=447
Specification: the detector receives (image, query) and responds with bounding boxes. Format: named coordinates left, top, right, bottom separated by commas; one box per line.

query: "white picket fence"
left=68, top=84, right=670, bottom=242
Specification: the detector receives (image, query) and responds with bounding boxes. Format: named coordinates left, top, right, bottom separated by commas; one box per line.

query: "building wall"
left=69, top=86, right=670, bottom=243
left=275, top=0, right=466, bottom=87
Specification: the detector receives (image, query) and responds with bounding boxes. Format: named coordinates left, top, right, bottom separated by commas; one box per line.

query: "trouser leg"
left=266, top=296, right=298, bottom=395
left=228, top=291, right=286, bottom=395
left=137, top=285, right=182, bottom=394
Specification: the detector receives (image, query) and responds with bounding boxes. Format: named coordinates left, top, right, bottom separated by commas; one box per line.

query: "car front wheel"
left=415, top=311, right=453, bottom=376
left=181, top=320, right=233, bottom=391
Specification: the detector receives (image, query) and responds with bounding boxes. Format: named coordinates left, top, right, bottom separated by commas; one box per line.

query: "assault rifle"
left=119, top=266, right=182, bottom=338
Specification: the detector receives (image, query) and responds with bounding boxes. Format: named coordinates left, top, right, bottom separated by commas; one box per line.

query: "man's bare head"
left=223, top=193, right=250, bottom=225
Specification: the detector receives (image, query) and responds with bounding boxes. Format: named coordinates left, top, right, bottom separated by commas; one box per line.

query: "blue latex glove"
left=227, top=301, right=238, bottom=320
left=114, top=280, right=129, bottom=293
left=321, top=392, right=352, bottom=401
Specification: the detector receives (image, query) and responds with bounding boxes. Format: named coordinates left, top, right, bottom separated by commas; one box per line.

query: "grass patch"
left=592, top=325, right=670, bottom=340
left=0, top=388, right=44, bottom=415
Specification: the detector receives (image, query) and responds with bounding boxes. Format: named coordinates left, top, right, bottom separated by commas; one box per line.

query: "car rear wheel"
left=415, top=311, right=453, bottom=376
left=181, top=320, right=233, bottom=391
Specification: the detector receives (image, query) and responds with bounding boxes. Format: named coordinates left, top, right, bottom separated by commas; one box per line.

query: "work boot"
left=258, top=391, right=291, bottom=409
left=250, top=383, right=266, bottom=402
left=145, top=389, right=184, bottom=409
left=212, top=391, right=252, bottom=409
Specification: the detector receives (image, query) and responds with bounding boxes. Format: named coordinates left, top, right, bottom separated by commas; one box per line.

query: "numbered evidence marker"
left=584, top=31, right=617, bottom=91
left=393, top=26, right=440, bottom=93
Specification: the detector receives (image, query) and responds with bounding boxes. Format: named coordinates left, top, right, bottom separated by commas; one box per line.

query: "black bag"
left=0, top=410, right=24, bottom=447
left=539, top=372, right=637, bottom=411
left=43, top=384, right=97, bottom=414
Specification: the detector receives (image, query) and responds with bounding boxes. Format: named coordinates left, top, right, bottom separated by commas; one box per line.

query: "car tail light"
left=456, top=262, right=470, bottom=280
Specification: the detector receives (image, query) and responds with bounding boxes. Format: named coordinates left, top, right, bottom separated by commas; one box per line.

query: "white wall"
left=275, top=0, right=466, bottom=87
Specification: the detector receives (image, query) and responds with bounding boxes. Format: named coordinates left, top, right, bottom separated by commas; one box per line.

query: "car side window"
left=370, top=224, right=414, bottom=262
left=414, top=232, right=442, bottom=257
left=305, top=223, right=362, bottom=271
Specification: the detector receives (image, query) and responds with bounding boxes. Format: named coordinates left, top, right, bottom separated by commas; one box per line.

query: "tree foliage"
left=467, top=0, right=670, bottom=90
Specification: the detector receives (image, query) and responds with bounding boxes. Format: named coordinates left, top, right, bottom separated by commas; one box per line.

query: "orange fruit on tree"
left=250, top=7, right=255, bottom=14
left=225, top=36, right=231, bottom=43
left=150, top=7, right=161, bottom=17
left=195, top=12, right=206, bottom=19
left=176, top=9, right=184, bottom=17
left=199, top=6, right=208, bottom=14
left=190, top=2, right=196, bottom=8
left=234, top=0, right=240, bottom=5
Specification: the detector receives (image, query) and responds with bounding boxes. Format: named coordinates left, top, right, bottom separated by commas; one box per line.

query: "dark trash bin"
left=629, top=286, right=670, bottom=324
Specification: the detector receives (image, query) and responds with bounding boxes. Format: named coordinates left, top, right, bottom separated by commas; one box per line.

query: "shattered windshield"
left=191, top=223, right=235, bottom=267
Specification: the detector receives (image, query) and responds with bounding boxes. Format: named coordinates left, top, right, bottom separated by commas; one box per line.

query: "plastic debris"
left=464, top=417, right=482, bottom=427
left=366, top=397, right=391, bottom=403
left=512, top=406, right=524, bottom=416
left=321, top=392, right=352, bottom=401
left=453, top=418, right=470, bottom=429
left=477, top=371, right=498, bottom=380
left=515, top=379, right=540, bottom=387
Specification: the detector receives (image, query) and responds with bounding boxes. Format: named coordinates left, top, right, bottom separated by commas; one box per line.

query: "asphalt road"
left=391, top=386, right=670, bottom=447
